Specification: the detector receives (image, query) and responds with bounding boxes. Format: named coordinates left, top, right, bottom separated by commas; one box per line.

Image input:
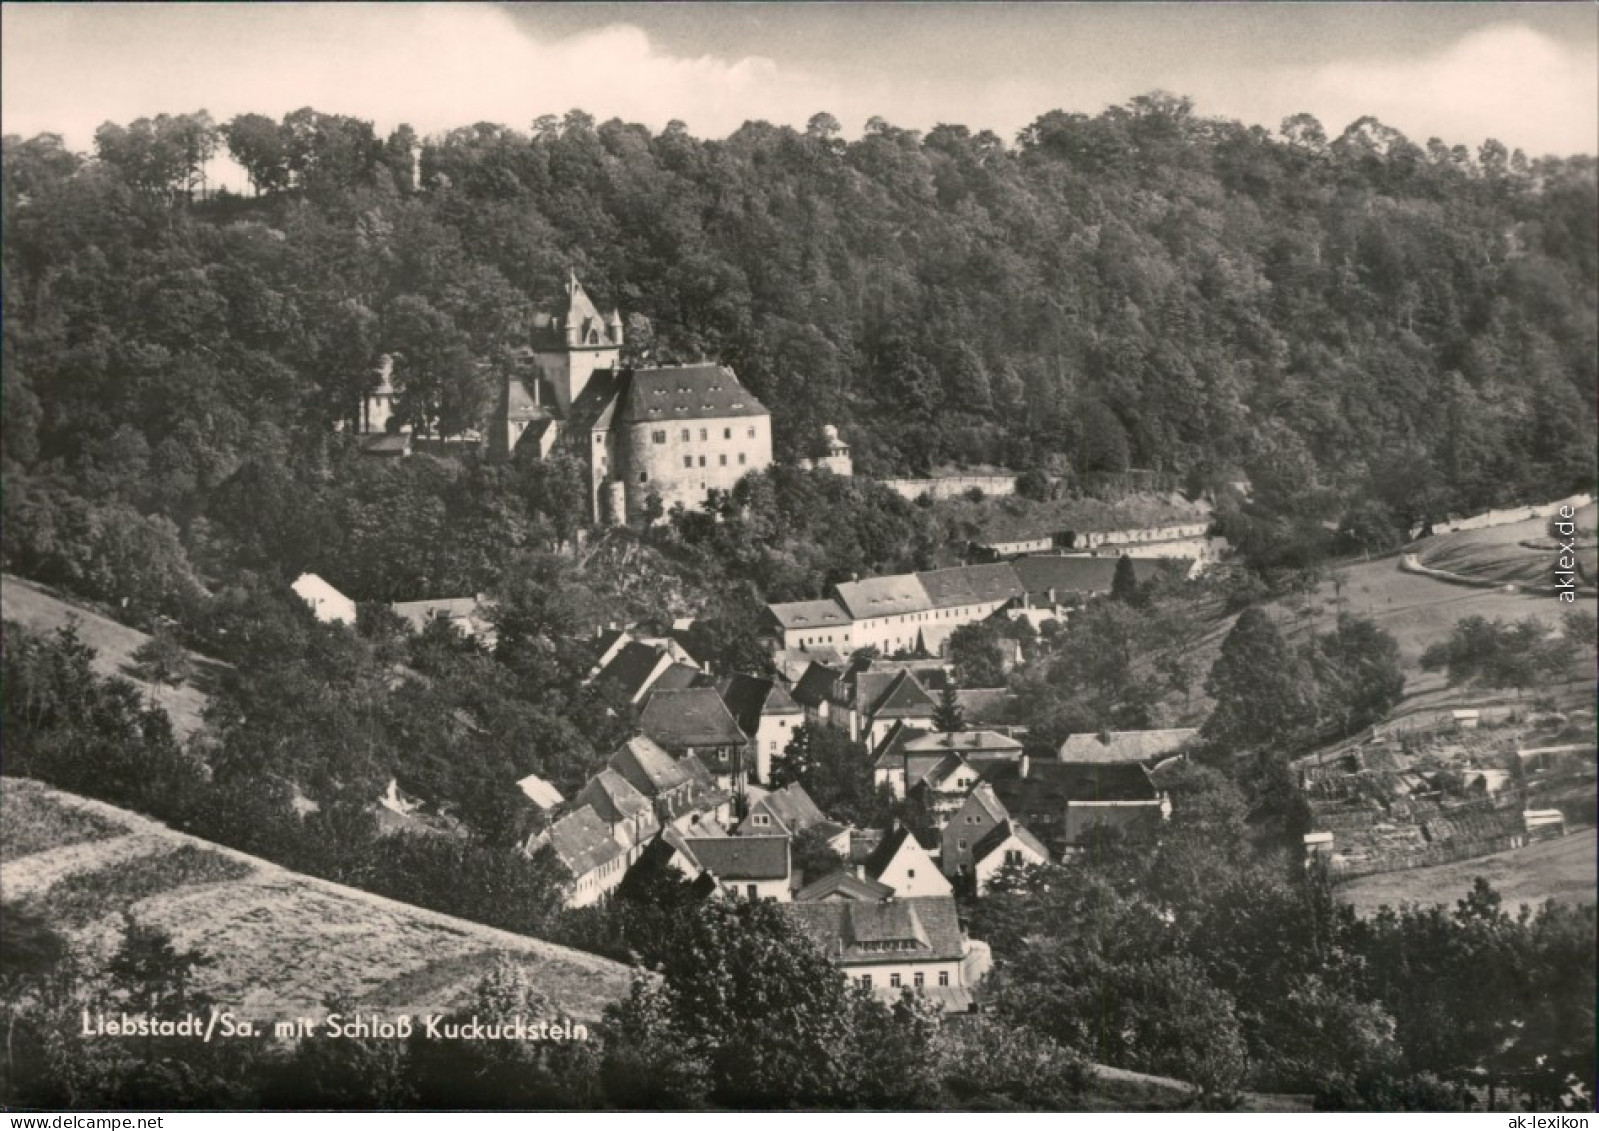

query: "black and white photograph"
left=1, top=1, right=1595, bottom=1117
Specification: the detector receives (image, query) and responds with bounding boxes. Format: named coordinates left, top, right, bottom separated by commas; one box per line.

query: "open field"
left=1, top=778, right=634, bottom=1022
left=1417, top=504, right=1598, bottom=588
left=1336, top=826, right=1598, bottom=918
left=1, top=574, right=223, bottom=739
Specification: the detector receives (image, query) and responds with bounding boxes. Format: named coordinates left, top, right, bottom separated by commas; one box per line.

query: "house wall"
left=842, top=959, right=963, bottom=991
left=755, top=708, right=804, bottom=784
left=623, top=415, right=773, bottom=522
left=874, top=766, right=907, bottom=800
left=872, top=842, right=952, bottom=897
left=783, top=625, right=855, bottom=651
left=568, top=854, right=626, bottom=908
left=942, top=803, right=1006, bottom=878
left=715, top=876, right=792, bottom=902
left=972, top=838, right=1048, bottom=894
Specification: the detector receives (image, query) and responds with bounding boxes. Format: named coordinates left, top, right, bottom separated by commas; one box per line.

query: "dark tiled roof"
left=914, top=563, right=1026, bottom=609
left=902, top=731, right=1024, bottom=757
left=639, top=688, right=747, bottom=748
left=1011, top=554, right=1187, bottom=597
left=504, top=376, right=551, bottom=422
left=652, top=662, right=703, bottom=692
left=1058, top=728, right=1199, bottom=764
left=793, top=870, right=895, bottom=902
left=609, top=736, right=691, bottom=798
left=988, top=760, right=1159, bottom=803
left=540, top=806, right=625, bottom=878
left=684, top=835, right=790, bottom=881
left=871, top=722, right=932, bottom=773
left=905, top=752, right=972, bottom=792
left=595, top=640, right=669, bottom=701
left=859, top=670, right=937, bottom=719
left=792, top=662, right=845, bottom=709
left=718, top=674, right=777, bottom=736
left=784, top=896, right=964, bottom=964
left=739, top=782, right=828, bottom=837
left=834, top=575, right=931, bottom=620
left=767, top=599, right=852, bottom=630
left=577, top=769, right=655, bottom=826
left=618, top=364, right=768, bottom=424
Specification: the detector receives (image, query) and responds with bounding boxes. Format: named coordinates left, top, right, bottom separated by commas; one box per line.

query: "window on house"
left=753, top=814, right=769, bottom=826
left=652, top=430, right=666, bottom=444
left=699, top=428, right=708, bottom=441
left=724, top=427, right=732, bottom=439
left=748, top=426, right=757, bottom=438
left=684, top=456, right=693, bottom=469
left=859, top=974, right=872, bottom=987
left=906, top=869, right=915, bottom=879
left=746, top=884, right=758, bottom=900
left=890, top=973, right=901, bottom=988
left=638, top=472, right=648, bottom=484
left=914, top=972, right=925, bottom=988
left=1006, top=849, right=1024, bottom=865
left=595, top=435, right=604, bottom=445
left=738, top=452, right=746, bottom=465
left=680, top=428, right=691, bottom=442
left=957, top=839, right=968, bottom=850
left=938, top=971, right=950, bottom=987
left=719, top=454, right=727, bottom=466
left=698, top=456, right=706, bottom=467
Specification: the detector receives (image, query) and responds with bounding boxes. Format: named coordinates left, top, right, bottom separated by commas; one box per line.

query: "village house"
left=718, top=673, right=805, bottom=784
left=852, top=668, right=939, bottom=748
left=638, top=687, right=750, bottom=792
left=607, top=735, right=699, bottom=824
left=903, top=729, right=1025, bottom=774
left=389, top=595, right=496, bottom=645
left=1010, top=554, right=1191, bottom=609
left=858, top=824, right=952, bottom=898
left=681, top=834, right=794, bottom=901
left=872, top=723, right=932, bottom=799
left=791, top=661, right=849, bottom=730
left=793, top=869, right=895, bottom=903
left=967, top=820, right=1051, bottom=894
left=784, top=895, right=974, bottom=1009
left=1058, top=727, right=1199, bottom=766
left=589, top=639, right=702, bottom=706
left=987, top=757, right=1169, bottom=859
left=575, top=770, right=660, bottom=863
left=767, top=599, right=855, bottom=653
left=527, top=805, right=627, bottom=908
left=291, top=572, right=357, bottom=625
left=940, top=783, right=1011, bottom=880
left=736, top=782, right=850, bottom=855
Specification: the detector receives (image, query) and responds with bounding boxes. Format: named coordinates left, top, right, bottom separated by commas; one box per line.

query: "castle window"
left=684, top=457, right=693, bottom=469
left=680, top=428, right=690, bottom=442
left=639, top=472, right=648, bottom=484
left=699, top=428, right=708, bottom=441
left=748, top=426, right=757, bottom=438
left=652, top=430, right=666, bottom=444
left=724, top=427, right=732, bottom=440
left=698, top=456, right=706, bottom=467
left=719, top=454, right=727, bottom=467
left=738, top=453, right=747, bottom=465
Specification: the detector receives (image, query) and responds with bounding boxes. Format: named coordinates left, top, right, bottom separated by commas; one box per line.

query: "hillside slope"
left=1, top=574, right=220, bottom=740
left=1, top=778, right=634, bottom=1022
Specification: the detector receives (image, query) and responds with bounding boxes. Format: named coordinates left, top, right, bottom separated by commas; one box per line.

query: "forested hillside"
left=4, top=98, right=1595, bottom=604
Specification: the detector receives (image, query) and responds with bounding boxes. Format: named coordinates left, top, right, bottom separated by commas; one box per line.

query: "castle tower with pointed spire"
left=530, top=271, right=623, bottom=412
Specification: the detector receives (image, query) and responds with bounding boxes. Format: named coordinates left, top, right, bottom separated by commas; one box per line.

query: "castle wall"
left=622, top=416, right=773, bottom=520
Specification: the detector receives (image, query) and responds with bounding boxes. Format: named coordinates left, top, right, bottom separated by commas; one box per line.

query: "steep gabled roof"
left=971, top=819, right=1050, bottom=866
left=609, top=735, right=692, bottom=798
left=651, top=662, right=704, bottom=692
left=957, top=782, right=1010, bottom=826
left=784, top=896, right=964, bottom=964
left=577, top=770, right=655, bottom=827
left=739, top=782, right=828, bottom=837
left=834, top=574, right=931, bottom=620
left=793, top=870, right=895, bottom=902
left=683, top=835, right=790, bottom=881
left=717, top=674, right=800, bottom=738
left=594, top=640, right=671, bottom=702
left=792, top=662, right=845, bottom=710
left=914, top=563, right=1025, bottom=609
left=639, top=688, right=747, bottom=748
left=858, top=669, right=937, bottom=719
left=537, top=806, right=626, bottom=879
left=1058, top=728, right=1199, bottom=764
left=860, top=825, right=934, bottom=883
left=871, top=722, right=933, bottom=774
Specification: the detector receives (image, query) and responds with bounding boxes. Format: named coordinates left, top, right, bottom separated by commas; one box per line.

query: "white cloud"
left=1227, top=23, right=1598, bottom=156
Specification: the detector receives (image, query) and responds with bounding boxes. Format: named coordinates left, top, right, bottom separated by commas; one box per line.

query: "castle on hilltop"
left=359, top=273, right=777, bottom=524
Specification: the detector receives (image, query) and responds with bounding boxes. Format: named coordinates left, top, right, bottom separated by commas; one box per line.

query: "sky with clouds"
left=4, top=2, right=1595, bottom=171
